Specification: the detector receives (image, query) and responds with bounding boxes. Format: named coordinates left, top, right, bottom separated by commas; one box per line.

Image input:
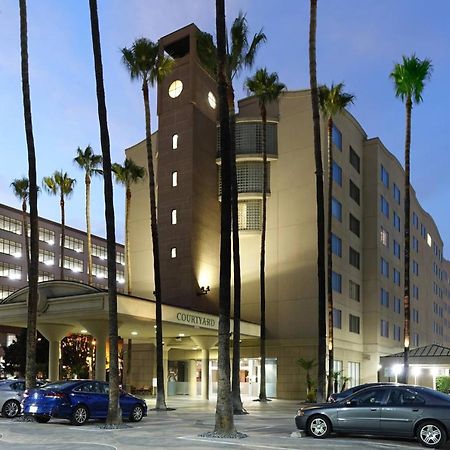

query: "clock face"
left=208, top=91, right=216, bottom=109
left=168, top=80, right=183, bottom=98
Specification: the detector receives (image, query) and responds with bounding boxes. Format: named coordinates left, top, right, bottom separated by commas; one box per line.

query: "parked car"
left=328, top=382, right=397, bottom=402
left=0, top=379, right=46, bottom=418
left=22, top=380, right=147, bottom=425
left=295, top=384, right=450, bottom=448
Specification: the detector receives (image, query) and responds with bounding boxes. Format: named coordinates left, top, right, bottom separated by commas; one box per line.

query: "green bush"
left=436, top=376, right=450, bottom=393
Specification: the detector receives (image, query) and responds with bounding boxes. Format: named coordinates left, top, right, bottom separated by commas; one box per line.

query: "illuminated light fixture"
left=71, top=267, right=82, bottom=273
left=431, top=367, right=440, bottom=376
left=153, top=325, right=157, bottom=329
left=44, top=260, right=54, bottom=266
left=392, top=364, right=403, bottom=376
left=197, top=286, right=210, bottom=296
left=99, top=256, right=106, bottom=260
left=412, top=366, right=422, bottom=376
left=96, top=273, right=105, bottom=279
left=12, top=251, right=22, bottom=258
left=131, top=331, right=138, bottom=336
left=117, top=278, right=125, bottom=284
left=178, top=333, right=185, bottom=337
left=75, top=248, right=82, bottom=253
left=8, top=274, right=21, bottom=280
left=47, top=239, right=54, bottom=246
left=80, top=329, right=88, bottom=334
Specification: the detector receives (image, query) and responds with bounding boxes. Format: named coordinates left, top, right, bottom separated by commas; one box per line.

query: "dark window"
left=349, top=247, right=360, bottom=269
left=387, top=389, right=425, bottom=406
left=332, top=271, right=342, bottom=293
left=349, top=214, right=360, bottom=237
left=381, top=164, right=389, bottom=188
left=393, top=183, right=401, bottom=204
left=331, top=234, right=342, bottom=257
left=349, top=179, right=360, bottom=205
left=352, top=388, right=387, bottom=406
left=349, top=146, right=360, bottom=173
left=332, top=125, right=342, bottom=150
left=349, top=314, right=360, bottom=334
left=332, top=161, right=342, bottom=186
left=333, top=308, right=342, bottom=329
left=349, top=280, right=360, bottom=302
left=332, top=197, right=342, bottom=221
left=380, top=195, right=389, bottom=218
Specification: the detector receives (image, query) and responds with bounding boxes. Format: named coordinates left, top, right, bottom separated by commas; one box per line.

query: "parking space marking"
left=178, top=436, right=298, bottom=449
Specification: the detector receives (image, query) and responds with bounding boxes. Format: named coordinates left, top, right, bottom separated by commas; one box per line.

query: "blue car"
left=22, top=380, right=147, bottom=425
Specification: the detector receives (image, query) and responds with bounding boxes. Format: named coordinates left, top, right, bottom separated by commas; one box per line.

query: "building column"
left=38, top=324, right=71, bottom=382
left=81, top=320, right=108, bottom=382
left=188, top=359, right=197, bottom=397
left=191, top=336, right=217, bottom=400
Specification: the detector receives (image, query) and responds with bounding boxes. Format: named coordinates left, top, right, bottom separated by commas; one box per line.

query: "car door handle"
left=412, top=409, right=419, bottom=412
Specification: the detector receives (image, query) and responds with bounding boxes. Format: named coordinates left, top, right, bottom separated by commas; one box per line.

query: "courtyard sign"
left=176, top=312, right=216, bottom=328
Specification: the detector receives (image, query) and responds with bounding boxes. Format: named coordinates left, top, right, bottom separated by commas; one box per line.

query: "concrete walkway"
left=0, top=396, right=447, bottom=449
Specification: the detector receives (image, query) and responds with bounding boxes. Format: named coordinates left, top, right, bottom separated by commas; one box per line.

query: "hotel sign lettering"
left=176, top=312, right=216, bottom=328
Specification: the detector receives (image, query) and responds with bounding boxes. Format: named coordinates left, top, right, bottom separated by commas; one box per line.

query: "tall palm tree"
left=88, top=0, right=121, bottom=425
left=42, top=171, right=76, bottom=280
left=19, top=0, right=39, bottom=391
left=309, top=0, right=326, bottom=403
left=121, top=38, right=173, bottom=411
left=10, top=177, right=31, bottom=269
left=318, top=83, right=354, bottom=398
left=214, top=0, right=234, bottom=435
left=112, top=159, right=145, bottom=295
left=390, top=54, right=432, bottom=384
left=74, top=145, right=103, bottom=285
left=246, top=68, right=285, bottom=402
left=197, top=12, right=266, bottom=414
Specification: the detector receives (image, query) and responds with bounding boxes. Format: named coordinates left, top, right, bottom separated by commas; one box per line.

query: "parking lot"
left=1, top=396, right=449, bottom=450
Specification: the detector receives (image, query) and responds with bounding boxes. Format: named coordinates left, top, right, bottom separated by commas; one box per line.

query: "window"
left=332, top=197, right=342, bottom=221
left=38, top=271, right=54, bottom=282
left=63, top=256, right=83, bottom=273
left=421, top=223, right=427, bottom=238
left=412, top=309, right=419, bottom=323
left=349, top=179, right=360, bottom=205
left=171, top=209, right=177, bottom=225
left=116, top=252, right=125, bottom=265
left=380, top=164, right=389, bottom=187
left=332, top=125, right=342, bottom=150
left=171, top=247, right=177, bottom=258
left=331, top=234, right=342, bottom=257
left=393, top=211, right=401, bottom=231
left=349, top=247, right=360, bottom=269
left=332, top=271, right=342, bottom=293
left=427, top=233, right=432, bottom=247
left=0, top=285, right=14, bottom=300
left=380, top=258, right=389, bottom=277
left=238, top=200, right=262, bottom=231
left=168, top=80, right=183, bottom=98
left=380, top=227, right=389, bottom=247
left=349, top=280, right=360, bottom=302
left=380, top=319, right=389, bottom=337
left=64, top=235, right=84, bottom=253
left=380, top=195, right=389, bottom=218
left=0, top=238, right=22, bottom=257
left=393, top=183, right=401, bottom=204
left=393, top=268, right=401, bottom=286
left=347, top=362, right=360, bottom=388
left=412, top=260, right=419, bottom=276
left=393, top=240, right=401, bottom=259
left=172, top=171, right=178, bottom=187
left=349, top=214, right=360, bottom=237
left=412, top=333, right=419, bottom=347
left=349, top=315, right=360, bottom=334
left=380, top=288, right=389, bottom=307
left=349, top=146, right=360, bottom=173
left=39, top=227, right=55, bottom=245
left=332, top=161, right=342, bottom=186
left=92, top=264, right=108, bottom=279
left=0, top=262, right=21, bottom=280
left=412, top=236, right=419, bottom=253
left=92, top=244, right=107, bottom=260
left=412, top=212, right=419, bottom=228
left=394, top=297, right=401, bottom=314
left=39, top=249, right=55, bottom=266
left=172, top=134, right=179, bottom=149
left=333, top=308, right=342, bottom=329
left=208, top=91, right=216, bottom=109
left=393, top=324, right=401, bottom=341
left=412, top=284, right=419, bottom=299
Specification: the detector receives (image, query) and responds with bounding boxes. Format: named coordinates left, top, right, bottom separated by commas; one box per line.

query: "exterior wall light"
left=197, top=286, right=210, bottom=296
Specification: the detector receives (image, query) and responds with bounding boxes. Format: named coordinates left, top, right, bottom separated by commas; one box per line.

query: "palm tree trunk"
left=19, top=0, right=39, bottom=390
left=228, top=87, right=245, bottom=414
left=142, top=81, right=167, bottom=410
left=60, top=196, right=65, bottom=280
left=214, top=0, right=234, bottom=434
left=88, top=0, right=121, bottom=425
left=125, top=188, right=132, bottom=295
left=326, top=117, right=334, bottom=399
left=125, top=338, right=132, bottom=391
left=259, top=105, right=268, bottom=402
left=402, top=98, right=412, bottom=384
left=86, top=174, right=93, bottom=285
left=309, top=0, right=326, bottom=403
left=22, top=200, right=30, bottom=273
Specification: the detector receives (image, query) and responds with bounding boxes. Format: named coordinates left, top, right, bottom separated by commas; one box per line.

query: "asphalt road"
left=1, top=397, right=449, bottom=450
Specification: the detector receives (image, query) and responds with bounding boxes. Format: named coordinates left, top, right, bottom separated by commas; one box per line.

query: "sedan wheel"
left=308, top=415, right=331, bottom=438
left=71, top=405, right=89, bottom=426
left=418, top=422, right=446, bottom=449
left=129, top=404, right=144, bottom=422
left=2, top=399, right=20, bottom=418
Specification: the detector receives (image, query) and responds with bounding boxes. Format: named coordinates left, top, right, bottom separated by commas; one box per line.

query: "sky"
left=0, top=0, right=449, bottom=256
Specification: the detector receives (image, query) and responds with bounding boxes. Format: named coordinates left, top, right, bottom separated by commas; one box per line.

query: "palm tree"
left=19, top=0, right=39, bottom=390
left=74, top=145, right=103, bottom=285
left=297, top=357, right=317, bottom=401
left=42, top=171, right=76, bottom=280
left=88, top=0, right=121, bottom=425
left=245, top=69, right=285, bottom=402
left=10, top=177, right=31, bottom=269
left=390, top=54, right=432, bottom=384
left=112, top=159, right=145, bottom=295
left=121, top=38, right=173, bottom=410
left=197, top=12, right=266, bottom=414
left=318, top=83, right=354, bottom=398
left=214, top=0, right=234, bottom=435
left=308, top=0, right=326, bottom=403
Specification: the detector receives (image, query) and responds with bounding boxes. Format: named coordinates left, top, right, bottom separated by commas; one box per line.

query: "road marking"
left=178, top=436, right=297, bottom=449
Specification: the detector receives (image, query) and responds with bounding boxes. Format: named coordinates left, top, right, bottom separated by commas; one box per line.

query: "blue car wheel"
left=129, top=404, right=144, bottom=422
left=71, top=405, right=89, bottom=426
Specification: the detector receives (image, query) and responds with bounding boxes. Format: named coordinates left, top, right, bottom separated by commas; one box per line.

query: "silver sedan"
left=0, top=379, right=27, bottom=418
left=295, top=384, right=450, bottom=449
